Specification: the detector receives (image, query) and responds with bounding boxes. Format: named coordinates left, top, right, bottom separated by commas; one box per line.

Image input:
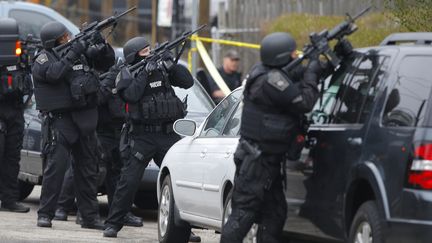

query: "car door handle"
left=347, top=137, right=362, bottom=146
left=224, top=150, right=232, bottom=158
left=200, top=149, right=207, bottom=158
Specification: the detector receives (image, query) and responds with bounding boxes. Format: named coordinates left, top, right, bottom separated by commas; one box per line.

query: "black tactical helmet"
left=260, top=32, right=296, bottom=67
left=123, top=37, right=150, bottom=64
left=40, top=22, right=68, bottom=49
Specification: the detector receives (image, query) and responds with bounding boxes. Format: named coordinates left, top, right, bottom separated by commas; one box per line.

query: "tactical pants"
left=98, top=129, right=123, bottom=208
left=105, top=128, right=180, bottom=230
left=56, top=128, right=123, bottom=211
left=57, top=162, right=76, bottom=212
left=38, top=114, right=100, bottom=224
left=0, top=104, right=24, bottom=205
left=220, top=140, right=287, bottom=243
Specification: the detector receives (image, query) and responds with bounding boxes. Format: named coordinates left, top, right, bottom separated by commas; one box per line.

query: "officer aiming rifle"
left=283, top=5, right=371, bottom=73
left=53, top=6, right=136, bottom=55
left=100, top=24, right=206, bottom=80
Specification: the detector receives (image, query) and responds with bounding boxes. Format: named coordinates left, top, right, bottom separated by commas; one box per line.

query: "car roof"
left=356, top=45, right=432, bottom=55
left=380, top=32, right=432, bottom=46
left=0, top=1, right=79, bottom=35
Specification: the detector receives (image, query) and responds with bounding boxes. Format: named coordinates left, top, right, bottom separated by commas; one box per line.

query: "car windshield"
left=173, top=80, right=214, bottom=113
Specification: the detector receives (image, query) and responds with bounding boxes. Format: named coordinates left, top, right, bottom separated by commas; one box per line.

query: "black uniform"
left=32, top=39, right=114, bottom=226
left=104, top=62, right=193, bottom=232
left=0, top=58, right=32, bottom=211
left=220, top=61, right=322, bottom=243
left=0, top=18, right=32, bottom=213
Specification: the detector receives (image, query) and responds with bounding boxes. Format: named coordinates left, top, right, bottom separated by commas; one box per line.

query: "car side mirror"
left=174, top=119, right=197, bottom=137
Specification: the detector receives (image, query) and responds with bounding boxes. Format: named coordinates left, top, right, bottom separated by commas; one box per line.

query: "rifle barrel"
left=352, top=6, right=372, bottom=20
left=116, top=6, right=137, bottom=19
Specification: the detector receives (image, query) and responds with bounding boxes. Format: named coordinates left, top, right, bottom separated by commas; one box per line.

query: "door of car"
left=174, top=89, right=241, bottom=217
left=284, top=51, right=390, bottom=240
left=201, top=98, right=242, bottom=221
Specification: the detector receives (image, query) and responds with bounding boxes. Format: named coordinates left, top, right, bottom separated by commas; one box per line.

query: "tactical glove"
left=65, top=40, right=87, bottom=62
left=334, top=39, right=353, bottom=58
left=145, top=61, right=158, bottom=74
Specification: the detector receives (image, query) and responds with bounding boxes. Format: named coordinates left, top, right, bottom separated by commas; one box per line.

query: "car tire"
left=158, top=175, right=190, bottom=243
left=348, top=200, right=384, bottom=243
left=222, top=189, right=257, bottom=243
left=18, top=180, right=34, bottom=201
left=134, top=190, right=158, bottom=209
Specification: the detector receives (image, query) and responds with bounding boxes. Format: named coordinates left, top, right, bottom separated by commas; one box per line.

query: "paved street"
left=0, top=186, right=220, bottom=243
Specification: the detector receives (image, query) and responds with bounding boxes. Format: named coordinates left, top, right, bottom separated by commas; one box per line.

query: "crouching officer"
left=103, top=37, right=194, bottom=238
left=220, top=32, right=352, bottom=243
left=0, top=18, right=32, bottom=213
left=32, top=21, right=114, bottom=229
left=96, top=62, right=144, bottom=227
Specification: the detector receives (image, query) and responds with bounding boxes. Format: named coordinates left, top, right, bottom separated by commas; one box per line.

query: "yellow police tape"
left=190, top=35, right=260, bottom=49
left=195, top=38, right=231, bottom=96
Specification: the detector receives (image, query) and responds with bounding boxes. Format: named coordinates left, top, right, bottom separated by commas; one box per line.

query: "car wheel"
left=222, top=189, right=258, bottom=243
left=158, top=175, right=190, bottom=243
left=134, top=190, right=158, bottom=209
left=348, top=201, right=384, bottom=243
left=18, top=180, right=34, bottom=201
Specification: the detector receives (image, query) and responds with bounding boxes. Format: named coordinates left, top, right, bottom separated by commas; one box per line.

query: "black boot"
left=124, top=212, right=143, bottom=227
left=0, top=202, right=30, bottom=213
left=103, top=226, right=120, bottom=238
left=189, top=232, right=201, bottom=242
left=37, top=216, right=52, bottom=228
left=81, top=220, right=106, bottom=230
left=53, top=208, right=68, bottom=221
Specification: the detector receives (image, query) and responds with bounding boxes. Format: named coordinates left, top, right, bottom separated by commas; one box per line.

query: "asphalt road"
left=0, top=186, right=220, bottom=243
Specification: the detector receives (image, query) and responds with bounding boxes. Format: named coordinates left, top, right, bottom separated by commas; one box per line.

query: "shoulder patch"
left=36, top=54, right=49, bottom=65
left=267, top=70, right=290, bottom=91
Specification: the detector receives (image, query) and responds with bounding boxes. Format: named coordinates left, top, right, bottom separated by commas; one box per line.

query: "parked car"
left=19, top=79, right=214, bottom=209
left=157, top=41, right=432, bottom=243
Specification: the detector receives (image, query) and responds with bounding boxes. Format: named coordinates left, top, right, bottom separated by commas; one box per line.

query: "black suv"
left=284, top=38, right=432, bottom=242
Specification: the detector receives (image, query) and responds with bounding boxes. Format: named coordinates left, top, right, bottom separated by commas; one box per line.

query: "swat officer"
left=32, top=21, right=114, bottom=229
left=103, top=37, right=194, bottom=238
left=220, top=32, right=353, bottom=243
left=0, top=18, right=32, bottom=213
left=52, top=62, right=144, bottom=228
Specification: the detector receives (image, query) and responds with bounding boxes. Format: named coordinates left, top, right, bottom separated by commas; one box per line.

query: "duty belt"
left=132, top=123, right=174, bottom=134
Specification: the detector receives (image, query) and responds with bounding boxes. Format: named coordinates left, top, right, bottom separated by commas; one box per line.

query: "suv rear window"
left=382, top=56, right=432, bottom=127
left=329, top=53, right=388, bottom=124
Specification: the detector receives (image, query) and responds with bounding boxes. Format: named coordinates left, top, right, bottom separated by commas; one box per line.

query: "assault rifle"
left=53, top=7, right=136, bottom=54
left=100, top=24, right=206, bottom=79
left=283, top=5, right=371, bottom=73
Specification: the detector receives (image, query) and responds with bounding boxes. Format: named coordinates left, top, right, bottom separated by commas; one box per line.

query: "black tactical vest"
left=128, top=69, right=187, bottom=124
left=33, top=50, right=99, bottom=112
left=240, top=64, right=300, bottom=153
left=0, top=64, right=32, bottom=101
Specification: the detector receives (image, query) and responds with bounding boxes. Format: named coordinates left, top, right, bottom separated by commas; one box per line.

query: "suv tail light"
left=407, top=144, right=432, bottom=190
left=15, top=41, right=22, bottom=56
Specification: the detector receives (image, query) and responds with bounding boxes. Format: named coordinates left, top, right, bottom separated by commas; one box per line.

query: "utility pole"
left=152, top=0, right=158, bottom=45
left=191, top=0, right=199, bottom=76
left=126, top=0, right=139, bottom=40
left=78, top=0, right=89, bottom=24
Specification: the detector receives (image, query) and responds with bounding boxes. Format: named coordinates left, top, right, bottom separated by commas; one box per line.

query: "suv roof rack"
left=380, top=32, right=432, bottom=46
